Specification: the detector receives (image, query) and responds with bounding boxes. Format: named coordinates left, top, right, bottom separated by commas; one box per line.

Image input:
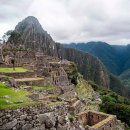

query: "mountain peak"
left=15, top=16, right=44, bottom=33
left=12, top=16, right=58, bottom=56
left=24, top=16, right=38, bottom=21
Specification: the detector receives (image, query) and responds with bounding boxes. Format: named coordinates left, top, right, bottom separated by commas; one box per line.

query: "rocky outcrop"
left=56, top=43, right=110, bottom=88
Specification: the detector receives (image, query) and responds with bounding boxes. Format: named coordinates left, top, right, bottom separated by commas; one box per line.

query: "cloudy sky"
left=0, top=0, right=130, bottom=44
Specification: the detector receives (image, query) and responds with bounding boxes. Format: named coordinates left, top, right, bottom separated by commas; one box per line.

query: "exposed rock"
left=20, top=114, right=27, bottom=120
left=22, top=124, right=32, bottom=130
left=58, top=116, right=66, bottom=125
left=39, top=112, right=56, bottom=129
left=14, top=16, right=58, bottom=57
left=56, top=124, right=67, bottom=130
left=4, top=119, right=17, bottom=130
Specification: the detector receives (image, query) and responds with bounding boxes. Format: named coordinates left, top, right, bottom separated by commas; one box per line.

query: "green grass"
left=0, top=67, right=30, bottom=73
left=0, top=82, right=33, bottom=109
left=33, top=85, right=54, bottom=91
left=76, top=79, right=93, bottom=99
left=48, top=101, right=65, bottom=107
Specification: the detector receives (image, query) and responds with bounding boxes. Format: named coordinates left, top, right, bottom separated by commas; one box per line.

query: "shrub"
left=68, top=114, right=75, bottom=123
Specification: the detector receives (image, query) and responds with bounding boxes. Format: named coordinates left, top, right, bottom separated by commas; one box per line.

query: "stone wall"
left=0, top=105, right=123, bottom=130
left=0, top=103, right=69, bottom=130
left=88, top=111, right=108, bottom=126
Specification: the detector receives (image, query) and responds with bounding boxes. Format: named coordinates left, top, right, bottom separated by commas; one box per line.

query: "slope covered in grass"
left=0, top=82, right=33, bottom=109
left=0, top=67, right=30, bottom=73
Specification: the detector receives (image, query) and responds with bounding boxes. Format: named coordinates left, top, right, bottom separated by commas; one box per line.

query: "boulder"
left=30, top=124, right=45, bottom=130
left=58, top=116, right=66, bottom=125
left=4, top=119, right=17, bottom=130
left=22, top=124, right=32, bottom=130
left=57, top=124, right=67, bottom=130
left=20, top=114, right=27, bottom=120
left=39, top=112, right=56, bottom=129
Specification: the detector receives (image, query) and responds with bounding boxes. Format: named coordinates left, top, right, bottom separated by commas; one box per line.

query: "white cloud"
left=0, top=0, right=130, bottom=44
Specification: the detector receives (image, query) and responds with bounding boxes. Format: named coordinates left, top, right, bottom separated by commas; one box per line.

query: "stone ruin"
left=0, top=43, right=71, bottom=87
left=0, top=103, right=122, bottom=130
left=78, top=110, right=118, bottom=130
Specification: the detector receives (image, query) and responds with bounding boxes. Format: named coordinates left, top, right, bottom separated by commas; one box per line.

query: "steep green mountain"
left=64, top=42, right=130, bottom=96
left=7, top=16, right=127, bottom=97
left=120, top=70, right=130, bottom=97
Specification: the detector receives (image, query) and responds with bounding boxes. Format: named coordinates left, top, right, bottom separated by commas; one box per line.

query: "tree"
left=11, top=58, right=15, bottom=70
left=3, top=30, right=21, bottom=44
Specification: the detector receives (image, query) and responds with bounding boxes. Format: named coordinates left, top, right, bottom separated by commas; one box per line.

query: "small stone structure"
left=51, top=67, right=69, bottom=86
left=78, top=110, right=117, bottom=130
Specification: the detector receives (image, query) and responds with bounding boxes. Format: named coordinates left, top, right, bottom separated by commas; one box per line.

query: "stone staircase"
left=15, top=77, right=44, bottom=86
left=0, top=71, right=36, bottom=78
left=0, top=70, right=45, bottom=87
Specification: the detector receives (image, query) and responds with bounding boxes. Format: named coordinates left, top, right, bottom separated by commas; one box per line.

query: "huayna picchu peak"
left=0, top=16, right=129, bottom=130
left=13, top=16, right=58, bottom=57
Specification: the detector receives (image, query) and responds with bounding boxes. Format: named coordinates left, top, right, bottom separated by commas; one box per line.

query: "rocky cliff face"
left=56, top=43, right=110, bottom=88
left=15, top=16, right=58, bottom=57
left=9, top=16, right=126, bottom=95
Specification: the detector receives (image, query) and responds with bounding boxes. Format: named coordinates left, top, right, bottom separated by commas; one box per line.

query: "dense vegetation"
left=89, top=81, right=130, bottom=127
left=65, top=62, right=79, bottom=85
left=120, top=70, right=130, bottom=97
left=109, top=74, right=128, bottom=97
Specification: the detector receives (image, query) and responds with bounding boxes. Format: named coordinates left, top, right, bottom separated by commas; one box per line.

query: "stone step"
left=0, top=64, right=13, bottom=68
left=15, top=77, right=44, bottom=86
left=0, top=71, right=36, bottom=78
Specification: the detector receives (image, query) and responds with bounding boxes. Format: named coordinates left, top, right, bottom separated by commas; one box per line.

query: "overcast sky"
left=0, top=0, right=130, bottom=44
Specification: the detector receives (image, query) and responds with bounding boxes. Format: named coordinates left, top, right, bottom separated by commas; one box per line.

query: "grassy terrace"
left=33, top=85, right=54, bottom=91
left=76, top=79, right=93, bottom=99
left=0, top=67, right=30, bottom=73
left=0, top=82, right=34, bottom=110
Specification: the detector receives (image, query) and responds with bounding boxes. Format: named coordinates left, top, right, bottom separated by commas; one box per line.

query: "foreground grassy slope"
left=0, top=82, right=33, bottom=109
left=76, top=79, right=100, bottom=111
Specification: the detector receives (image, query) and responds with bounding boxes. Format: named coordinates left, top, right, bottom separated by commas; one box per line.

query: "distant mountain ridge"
left=64, top=42, right=130, bottom=75
left=8, top=16, right=128, bottom=97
